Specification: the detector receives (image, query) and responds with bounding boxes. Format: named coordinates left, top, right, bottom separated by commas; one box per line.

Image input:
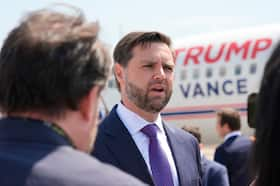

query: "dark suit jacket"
left=0, top=117, right=147, bottom=186
left=201, top=155, right=229, bottom=186
left=214, top=135, right=253, bottom=186
left=92, top=105, right=202, bottom=186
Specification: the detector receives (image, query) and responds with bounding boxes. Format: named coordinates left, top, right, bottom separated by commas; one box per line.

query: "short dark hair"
left=217, top=108, right=241, bottom=131
left=181, top=126, right=201, bottom=143
left=0, top=6, right=111, bottom=118
left=113, top=31, right=172, bottom=67
left=112, top=31, right=172, bottom=90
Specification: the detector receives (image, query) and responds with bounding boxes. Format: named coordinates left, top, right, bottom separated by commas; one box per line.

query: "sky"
left=1, top=0, right=280, bottom=48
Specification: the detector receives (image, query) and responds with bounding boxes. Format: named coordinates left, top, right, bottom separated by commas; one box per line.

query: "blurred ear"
left=223, top=122, right=231, bottom=133
left=79, top=86, right=100, bottom=122
left=114, top=63, right=124, bottom=85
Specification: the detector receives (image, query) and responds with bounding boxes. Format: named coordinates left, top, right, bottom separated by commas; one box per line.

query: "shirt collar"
left=116, top=102, right=165, bottom=135
left=224, top=131, right=241, bottom=141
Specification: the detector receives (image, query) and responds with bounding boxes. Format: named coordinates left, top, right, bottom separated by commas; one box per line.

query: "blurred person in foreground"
left=214, top=108, right=253, bottom=186
left=251, top=42, right=280, bottom=186
left=0, top=5, right=147, bottom=186
left=92, top=31, right=202, bottom=186
left=182, top=126, right=229, bottom=186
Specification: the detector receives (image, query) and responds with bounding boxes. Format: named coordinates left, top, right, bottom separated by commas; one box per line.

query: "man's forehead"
left=133, top=44, right=173, bottom=58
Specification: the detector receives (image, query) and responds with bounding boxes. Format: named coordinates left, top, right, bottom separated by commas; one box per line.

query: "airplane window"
left=219, top=66, right=226, bottom=77
left=235, top=65, right=242, bottom=76
left=193, top=69, right=200, bottom=79
left=250, top=63, right=257, bottom=74
left=180, top=69, right=187, bottom=80
left=206, top=68, right=213, bottom=78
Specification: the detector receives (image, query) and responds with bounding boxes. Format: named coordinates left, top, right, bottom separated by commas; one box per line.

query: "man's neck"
left=224, top=130, right=241, bottom=141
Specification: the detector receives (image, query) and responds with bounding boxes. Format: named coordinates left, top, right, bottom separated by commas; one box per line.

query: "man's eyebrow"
left=140, top=59, right=157, bottom=64
left=164, top=63, right=175, bottom=67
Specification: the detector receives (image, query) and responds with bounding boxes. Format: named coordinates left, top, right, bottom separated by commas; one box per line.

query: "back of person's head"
left=216, top=108, right=241, bottom=131
left=181, top=126, right=201, bottom=143
left=253, top=42, right=280, bottom=186
left=0, top=5, right=111, bottom=119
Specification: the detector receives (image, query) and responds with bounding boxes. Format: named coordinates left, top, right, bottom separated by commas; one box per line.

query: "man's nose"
left=153, top=66, right=166, bottom=80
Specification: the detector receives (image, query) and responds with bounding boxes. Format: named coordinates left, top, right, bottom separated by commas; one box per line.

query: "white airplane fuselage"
left=101, top=25, right=280, bottom=144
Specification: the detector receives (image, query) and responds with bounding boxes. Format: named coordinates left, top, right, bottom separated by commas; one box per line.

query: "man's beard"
left=125, top=79, right=172, bottom=113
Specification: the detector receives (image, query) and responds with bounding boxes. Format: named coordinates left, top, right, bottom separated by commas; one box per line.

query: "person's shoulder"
left=89, top=157, right=148, bottom=186
left=98, top=105, right=119, bottom=130
left=236, top=135, right=253, bottom=144
left=165, top=124, right=199, bottom=144
left=205, top=158, right=227, bottom=172
left=202, top=156, right=227, bottom=176
left=34, top=147, right=147, bottom=186
left=230, top=135, right=253, bottom=151
left=203, top=158, right=229, bottom=186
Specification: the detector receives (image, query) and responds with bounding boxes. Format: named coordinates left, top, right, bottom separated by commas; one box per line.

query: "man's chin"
left=148, top=102, right=167, bottom=112
left=148, top=94, right=167, bottom=101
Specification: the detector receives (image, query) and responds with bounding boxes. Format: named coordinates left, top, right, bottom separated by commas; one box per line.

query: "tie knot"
left=141, top=124, right=158, bottom=138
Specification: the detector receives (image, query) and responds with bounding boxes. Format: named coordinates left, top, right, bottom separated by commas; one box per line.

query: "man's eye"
left=164, top=66, right=174, bottom=72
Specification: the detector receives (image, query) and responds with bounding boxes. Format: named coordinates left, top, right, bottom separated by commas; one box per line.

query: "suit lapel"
left=164, top=124, right=189, bottom=186
left=103, top=106, right=154, bottom=185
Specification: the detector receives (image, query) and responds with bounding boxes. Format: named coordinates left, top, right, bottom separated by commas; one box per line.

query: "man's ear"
left=79, top=86, right=100, bottom=122
left=223, top=122, right=231, bottom=132
left=114, top=63, right=124, bottom=84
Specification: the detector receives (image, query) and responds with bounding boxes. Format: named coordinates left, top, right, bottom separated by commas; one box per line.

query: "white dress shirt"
left=224, top=131, right=241, bottom=141
left=116, top=103, right=179, bottom=186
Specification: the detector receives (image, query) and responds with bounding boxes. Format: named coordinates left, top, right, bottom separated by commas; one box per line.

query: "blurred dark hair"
left=0, top=5, right=111, bottom=118
left=247, top=93, right=258, bottom=128
left=217, top=108, right=241, bottom=131
left=181, top=126, right=201, bottom=143
left=253, top=42, right=280, bottom=186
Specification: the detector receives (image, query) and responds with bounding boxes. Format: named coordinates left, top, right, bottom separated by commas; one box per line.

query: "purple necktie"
left=141, top=124, right=174, bottom=186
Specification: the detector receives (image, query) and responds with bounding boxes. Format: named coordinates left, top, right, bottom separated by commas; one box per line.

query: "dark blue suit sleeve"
left=208, top=165, right=229, bottom=186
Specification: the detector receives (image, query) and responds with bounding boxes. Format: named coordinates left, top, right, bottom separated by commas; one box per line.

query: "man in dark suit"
left=182, top=126, right=229, bottom=186
left=214, top=109, right=253, bottom=186
left=0, top=6, right=146, bottom=186
left=92, top=31, right=202, bottom=186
